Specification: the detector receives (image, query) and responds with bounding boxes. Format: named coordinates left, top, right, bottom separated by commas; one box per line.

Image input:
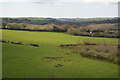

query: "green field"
left=2, top=29, right=119, bottom=78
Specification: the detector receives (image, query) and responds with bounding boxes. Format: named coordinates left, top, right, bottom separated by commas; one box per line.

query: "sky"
left=0, top=0, right=119, bottom=18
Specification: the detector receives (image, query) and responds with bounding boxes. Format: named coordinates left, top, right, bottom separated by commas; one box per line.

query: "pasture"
left=2, top=29, right=119, bottom=78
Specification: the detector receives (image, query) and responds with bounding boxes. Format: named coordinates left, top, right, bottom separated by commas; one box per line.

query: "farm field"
left=2, top=29, right=119, bottom=78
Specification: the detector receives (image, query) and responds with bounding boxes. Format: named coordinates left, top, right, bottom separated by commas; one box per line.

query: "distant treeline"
left=2, top=18, right=56, bottom=25
left=1, top=17, right=119, bottom=38
left=2, top=17, right=118, bottom=26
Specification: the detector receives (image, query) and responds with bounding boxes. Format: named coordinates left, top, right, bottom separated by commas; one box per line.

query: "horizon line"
left=0, top=16, right=118, bottom=19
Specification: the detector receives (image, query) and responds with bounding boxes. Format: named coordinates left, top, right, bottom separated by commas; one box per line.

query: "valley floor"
left=1, top=29, right=119, bottom=78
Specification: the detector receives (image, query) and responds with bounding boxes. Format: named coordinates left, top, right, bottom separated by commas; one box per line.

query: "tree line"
left=1, top=17, right=119, bottom=38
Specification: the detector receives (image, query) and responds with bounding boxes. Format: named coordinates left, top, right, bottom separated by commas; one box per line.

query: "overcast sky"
left=0, top=0, right=119, bottom=18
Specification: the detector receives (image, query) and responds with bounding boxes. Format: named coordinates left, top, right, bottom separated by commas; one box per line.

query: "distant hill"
left=2, top=17, right=56, bottom=25
left=2, top=17, right=118, bottom=27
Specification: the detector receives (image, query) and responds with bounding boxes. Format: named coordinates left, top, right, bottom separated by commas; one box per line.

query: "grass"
left=2, top=29, right=119, bottom=78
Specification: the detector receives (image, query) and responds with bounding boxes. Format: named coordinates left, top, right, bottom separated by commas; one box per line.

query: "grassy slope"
left=2, top=29, right=118, bottom=78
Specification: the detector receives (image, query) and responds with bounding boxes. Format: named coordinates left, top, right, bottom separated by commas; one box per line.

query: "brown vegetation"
left=59, top=41, right=119, bottom=64
left=67, top=23, right=119, bottom=38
